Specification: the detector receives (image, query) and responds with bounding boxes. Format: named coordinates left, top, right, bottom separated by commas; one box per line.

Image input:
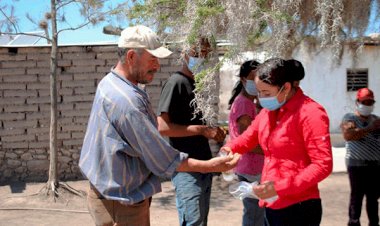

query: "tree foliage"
left=126, top=0, right=380, bottom=124
left=128, top=0, right=380, bottom=56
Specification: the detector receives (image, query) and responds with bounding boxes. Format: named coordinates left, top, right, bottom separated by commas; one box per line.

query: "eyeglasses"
left=359, top=99, right=376, bottom=106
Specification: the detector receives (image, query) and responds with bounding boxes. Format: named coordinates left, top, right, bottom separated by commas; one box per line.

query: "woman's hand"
left=219, top=146, right=232, bottom=155
left=253, top=181, right=278, bottom=200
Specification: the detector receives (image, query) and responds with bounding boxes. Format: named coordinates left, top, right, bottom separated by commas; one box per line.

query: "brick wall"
left=0, top=44, right=181, bottom=182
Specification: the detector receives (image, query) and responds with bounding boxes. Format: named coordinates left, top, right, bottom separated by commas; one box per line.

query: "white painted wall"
left=218, top=44, right=380, bottom=133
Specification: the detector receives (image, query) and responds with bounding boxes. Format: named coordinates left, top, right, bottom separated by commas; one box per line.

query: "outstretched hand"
left=206, top=152, right=240, bottom=173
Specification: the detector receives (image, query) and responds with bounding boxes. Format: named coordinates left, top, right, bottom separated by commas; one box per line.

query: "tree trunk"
left=48, top=0, right=58, bottom=187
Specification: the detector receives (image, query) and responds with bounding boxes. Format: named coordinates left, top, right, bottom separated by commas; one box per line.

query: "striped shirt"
left=342, top=113, right=380, bottom=165
left=79, top=70, right=188, bottom=205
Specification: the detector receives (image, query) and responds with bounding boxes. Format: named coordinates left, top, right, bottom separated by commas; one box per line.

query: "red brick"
left=0, top=54, right=27, bottom=61
left=19, top=47, right=50, bottom=54
left=27, top=54, right=50, bottom=61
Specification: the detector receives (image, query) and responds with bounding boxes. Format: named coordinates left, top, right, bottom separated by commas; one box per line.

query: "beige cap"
left=118, top=25, right=172, bottom=58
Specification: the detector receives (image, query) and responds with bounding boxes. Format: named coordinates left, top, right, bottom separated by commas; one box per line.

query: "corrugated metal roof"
left=0, top=31, right=45, bottom=46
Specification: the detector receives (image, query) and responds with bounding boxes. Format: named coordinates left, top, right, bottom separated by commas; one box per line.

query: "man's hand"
left=201, top=126, right=226, bottom=142
left=370, top=118, right=380, bottom=131
left=204, top=152, right=240, bottom=173
left=176, top=151, right=239, bottom=173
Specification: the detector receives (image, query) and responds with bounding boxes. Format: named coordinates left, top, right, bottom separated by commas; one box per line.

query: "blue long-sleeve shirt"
left=79, top=70, right=188, bottom=205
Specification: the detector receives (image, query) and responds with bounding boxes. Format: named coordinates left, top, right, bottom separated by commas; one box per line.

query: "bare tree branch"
left=56, top=0, right=77, bottom=11
left=57, top=19, right=91, bottom=34
left=57, top=6, right=123, bottom=35
left=26, top=13, right=38, bottom=26
left=0, top=31, right=52, bottom=42
left=0, top=7, right=19, bottom=33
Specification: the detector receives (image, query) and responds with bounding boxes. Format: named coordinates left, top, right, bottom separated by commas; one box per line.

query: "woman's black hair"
left=256, top=58, right=305, bottom=87
left=228, top=60, right=260, bottom=109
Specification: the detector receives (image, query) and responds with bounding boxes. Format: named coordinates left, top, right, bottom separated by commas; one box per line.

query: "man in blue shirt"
left=79, top=25, right=239, bottom=226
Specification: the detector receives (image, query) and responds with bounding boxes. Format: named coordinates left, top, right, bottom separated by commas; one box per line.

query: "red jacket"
left=226, top=88, right=333, bottom=209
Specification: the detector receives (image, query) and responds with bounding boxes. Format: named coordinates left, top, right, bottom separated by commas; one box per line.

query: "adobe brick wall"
left=0, top=44, right=181, bottom=182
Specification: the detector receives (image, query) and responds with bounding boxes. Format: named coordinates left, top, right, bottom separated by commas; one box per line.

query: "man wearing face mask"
left=157, top=38, right=226, bottom=226
left=341, top=88, right=380, bottom=226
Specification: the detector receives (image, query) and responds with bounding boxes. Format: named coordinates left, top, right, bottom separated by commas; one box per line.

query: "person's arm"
left=237, top=115, right=263, bottom=155
left=341, top=118, right=380, bottom=141
left=157, top=112, right=226, bottom=142
left=223, top=117, right=260, bottom=155
left=157, top=76, right=225, bottom=142
left=176, top=153, right=240, bottom=173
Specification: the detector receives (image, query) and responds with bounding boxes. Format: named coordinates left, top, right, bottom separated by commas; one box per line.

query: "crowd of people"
left=79, top=25, right=380, bottom=226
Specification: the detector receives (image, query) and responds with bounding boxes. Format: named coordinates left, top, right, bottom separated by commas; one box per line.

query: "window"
left=346, top=69, right=368, bottom=91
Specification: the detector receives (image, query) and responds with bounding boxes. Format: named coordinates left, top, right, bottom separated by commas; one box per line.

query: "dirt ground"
left=0, top=173, right=374, bottom=226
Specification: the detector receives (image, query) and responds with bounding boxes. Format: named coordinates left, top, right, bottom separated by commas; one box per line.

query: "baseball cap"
left=118, top=25, right=172, bottom=58
left=356, top=88, right=374, bottom=101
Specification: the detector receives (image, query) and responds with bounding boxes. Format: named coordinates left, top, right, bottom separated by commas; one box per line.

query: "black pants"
left=265, top=199, right=322, bottom=226
left=347, top=165, right=380, bottom=226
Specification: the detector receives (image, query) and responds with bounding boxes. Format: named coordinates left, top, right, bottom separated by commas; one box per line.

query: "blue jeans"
left=172, top=172, right=213, bottom=226
left=238, top=175, right=265, bottom=226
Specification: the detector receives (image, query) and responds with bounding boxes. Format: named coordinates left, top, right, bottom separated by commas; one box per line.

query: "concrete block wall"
left=0, top=44, right=181, bottom=182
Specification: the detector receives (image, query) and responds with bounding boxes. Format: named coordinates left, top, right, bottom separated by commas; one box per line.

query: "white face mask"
left=356, top=103, right=374, bottom=116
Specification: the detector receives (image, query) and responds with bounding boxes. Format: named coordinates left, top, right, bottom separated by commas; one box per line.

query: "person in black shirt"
left=157, top=38, right=226, bottom=226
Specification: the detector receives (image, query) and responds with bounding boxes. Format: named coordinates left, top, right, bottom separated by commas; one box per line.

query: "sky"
left=1, top=0, right=127, bottom=45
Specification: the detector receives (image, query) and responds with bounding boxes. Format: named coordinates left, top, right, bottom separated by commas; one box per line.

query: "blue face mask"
left=244, top=80, right=258, bottom=96
left=188, top=56, right=205, bottom=74
left=258, top=86, right=286, bottom=111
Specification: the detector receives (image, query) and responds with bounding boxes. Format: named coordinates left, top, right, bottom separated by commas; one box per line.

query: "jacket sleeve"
left=275, top=104, right=333, bottom=196
left=225, top=116, right=260, bottom=154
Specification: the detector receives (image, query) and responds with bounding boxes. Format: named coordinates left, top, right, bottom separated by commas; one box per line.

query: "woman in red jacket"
left=222, top=58, right=333, bottom=226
